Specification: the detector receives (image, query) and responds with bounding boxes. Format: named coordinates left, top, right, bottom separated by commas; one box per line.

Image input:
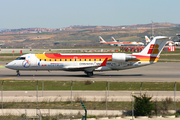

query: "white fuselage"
left=5, top=53, right=152, bottom=72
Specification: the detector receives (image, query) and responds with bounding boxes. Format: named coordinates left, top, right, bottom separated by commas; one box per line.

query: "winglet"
left=99, top=58, right=108, bottom=66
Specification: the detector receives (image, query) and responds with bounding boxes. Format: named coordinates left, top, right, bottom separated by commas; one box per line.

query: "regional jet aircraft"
left=6, top=36, right=169, bottom=77
left=99, top=36, right=144, bottom=46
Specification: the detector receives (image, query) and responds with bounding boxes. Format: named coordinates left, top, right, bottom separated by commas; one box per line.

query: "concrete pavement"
left=0, top=109, right=178, bottom=120
left=0, top=91, right=179, bottom=102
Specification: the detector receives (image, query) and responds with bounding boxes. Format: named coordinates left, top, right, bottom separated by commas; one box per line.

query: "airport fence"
left=0, top=80, right=180, bottom=118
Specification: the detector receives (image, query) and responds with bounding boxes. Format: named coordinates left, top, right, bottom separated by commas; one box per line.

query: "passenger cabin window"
left=89, top=59, right=91, bottom=61
left=44, top=59, right=46, bottom=61
left=65, top=59, right=67, bottom=61
left=85, top=59, right=86, bottom=61
left=55, top=59, right=56, bottom=61
left=80, top=59, right=81, bottom=61
left=40, top=59, right=41, bottom=61
left=49, top=59, right=51, bottom=61
left=99, top=59, right=101, bottom=61
left=94, top=59, right=96, bottom=61
left=16, top=57, right=25, bottom=60
left=60, top=59, right=61, bottom=61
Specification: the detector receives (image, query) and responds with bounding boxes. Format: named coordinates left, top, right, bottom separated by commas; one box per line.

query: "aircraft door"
left=73, top=56, right=78, bottom=66
left=30, top=55, right=37, bottom=67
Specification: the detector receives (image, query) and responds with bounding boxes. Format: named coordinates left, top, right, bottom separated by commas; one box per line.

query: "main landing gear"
left=16, top=70, right=20, bottom=76
left=85, top=71, right=94, bottom=77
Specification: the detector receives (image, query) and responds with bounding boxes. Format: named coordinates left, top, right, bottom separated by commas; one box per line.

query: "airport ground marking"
left=0, top=65, right=5, bottom=68
left=0, top=77, right=16, bottom=80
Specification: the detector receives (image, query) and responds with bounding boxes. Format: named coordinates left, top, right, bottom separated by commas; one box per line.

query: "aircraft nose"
left=5, top=63, right=10, bottom=68
left=5, top=62, right=15, bottom=68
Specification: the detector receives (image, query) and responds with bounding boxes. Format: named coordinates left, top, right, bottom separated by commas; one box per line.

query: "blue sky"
left=1, top=0, right=180, bottom=29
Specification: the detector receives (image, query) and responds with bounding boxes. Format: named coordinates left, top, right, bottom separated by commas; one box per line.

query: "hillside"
left=0, top=23, right=180, bottom=48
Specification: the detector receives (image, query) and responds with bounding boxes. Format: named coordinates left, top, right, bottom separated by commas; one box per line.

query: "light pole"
left=106, top=81, right=108, bottom=114
left=37, top=80, right=38, bottom=109
left=131, top=92, right=134, bottom=120
left=42, top=81, right=44, bottom=97
left=108, top=76, right=111, bottom=97
left=140, top=82, right=143, bottom=95
left=174, top=82, right=176, bottom=111
left=1, top=80, right=4, bottom=109
left=151, top=20, right=154, bottom=37
left=71, top=81, right=73, bottom=110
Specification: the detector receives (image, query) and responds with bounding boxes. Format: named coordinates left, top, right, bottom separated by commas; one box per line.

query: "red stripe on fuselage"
left=103, top=42, right=133, bottom=44
left=45, top=53, right=112, bottom=59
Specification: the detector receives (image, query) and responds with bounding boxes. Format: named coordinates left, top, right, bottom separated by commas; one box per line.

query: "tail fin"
left=99, top=36, right=106, bottom=43
left=140, top=36, right=169, bottom=57
left=145, top=36, right=151, bottom=43
left=111, top=36, right=117, bottom=42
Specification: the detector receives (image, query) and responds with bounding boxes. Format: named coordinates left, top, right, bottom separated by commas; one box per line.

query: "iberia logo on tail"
left=147, top=44, right=159, bottom=54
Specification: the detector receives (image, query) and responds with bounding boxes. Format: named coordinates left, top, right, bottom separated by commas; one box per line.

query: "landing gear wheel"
left=86, top=72, right=93, bottom=77
left=16, top=70, right=20, bottom=76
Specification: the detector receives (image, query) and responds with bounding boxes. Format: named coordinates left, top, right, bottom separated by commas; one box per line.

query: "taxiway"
left=0, top=62, right=180, bottom=82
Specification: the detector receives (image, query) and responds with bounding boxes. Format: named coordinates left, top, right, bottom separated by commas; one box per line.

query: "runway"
left=0, top=62, right=180, bottom=82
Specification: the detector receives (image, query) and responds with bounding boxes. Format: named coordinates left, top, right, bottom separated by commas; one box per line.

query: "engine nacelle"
left=112, top=53, right=136, bottom=62
left=110, top=44, right=114, bottom=46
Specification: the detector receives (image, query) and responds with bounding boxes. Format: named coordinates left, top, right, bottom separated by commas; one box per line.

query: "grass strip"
left=0, top=53, right=26, bottom=56
left=2, top=101, right=180, bottom=110
left=2, top=101, right=131, bottom=110
left=0, top=80, right=179, bottom=91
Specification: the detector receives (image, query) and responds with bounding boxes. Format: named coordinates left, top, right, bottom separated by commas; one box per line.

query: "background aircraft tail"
left=140, top=36, right=169, bottom=57
left=99, top=36, right=106, bottom=43
left=145, top=36, right=151, bottom=43
left=111, top=36, right=117, bottom=42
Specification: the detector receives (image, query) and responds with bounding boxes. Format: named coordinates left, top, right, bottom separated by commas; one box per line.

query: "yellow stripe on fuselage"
left=129, top=58, right=159, bottom=62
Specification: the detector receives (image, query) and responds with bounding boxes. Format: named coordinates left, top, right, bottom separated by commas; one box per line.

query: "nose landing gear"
left=16, top=70, right=20, bottom=76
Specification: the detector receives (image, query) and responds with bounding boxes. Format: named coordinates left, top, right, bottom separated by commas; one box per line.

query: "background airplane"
left=99, top=36, right=116, bottom=46
left=6, top=36, right=169, bottom=77
left=145, top=36, right=151, bottom=45
left=0, top=41, right=5, bottom=46
left=99, top=36, right=144, bottom=46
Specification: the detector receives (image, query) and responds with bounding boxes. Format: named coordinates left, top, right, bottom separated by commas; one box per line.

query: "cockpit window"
left=16, top=57, right=26, bottom=60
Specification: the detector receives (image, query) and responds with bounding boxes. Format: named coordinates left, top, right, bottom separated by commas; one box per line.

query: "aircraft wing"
left=63, top=58, right=108, bottom=71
